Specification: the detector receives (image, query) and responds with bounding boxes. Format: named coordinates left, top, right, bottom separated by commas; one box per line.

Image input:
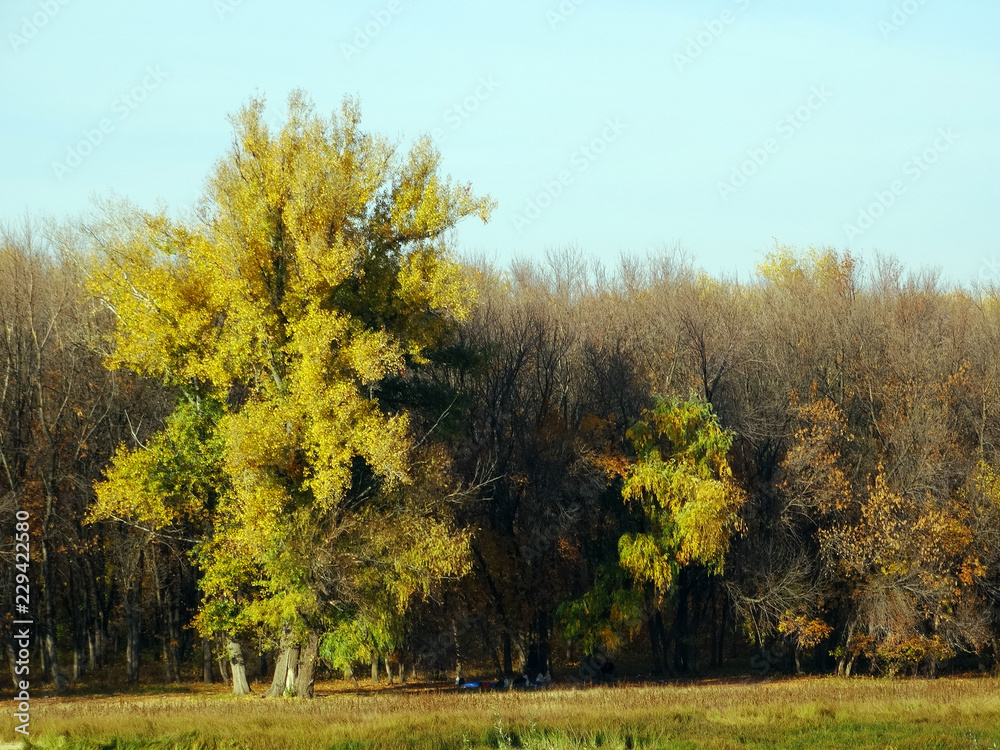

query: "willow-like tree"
left=87, top=92, right=491, bottom=696
left=617, top=393, right=747, bottom=672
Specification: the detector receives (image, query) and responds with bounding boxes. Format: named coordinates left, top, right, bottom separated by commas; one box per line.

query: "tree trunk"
left=202, top=636, right=214, bottom=683
left=293, top=630, right=318, bottom=699
left=83, top=556, right=103, bottom=668
left=648, top=614, right=664, bottom=675
left=541, top=612, right=552, bottom=676
left=150, top=550, right=179, bottom=684
left=474, top=617, right=503, bottom=678
left=716, top=595, right=728, bottom=668
left=502, top=632, right=513, bottom=678
left=453, top=620, right=463, bottom=685
left=93, top=613, right=109, bottom=669
left=227, top=638, right=252, bottom=695
left=38, top=630, right=48, bottom=677
left=656, top=611, right=675, bottom=678
left=674, top=570, right=692, bottom=674
left=125, top=583, right=141, bottom=686
left=160, top=603, right=177, bottom=683
left=709, top=586, right=719, bottom=669
left=166, top=584, right=181, bottom=682
left=648, top=609, right=671, bottom=677
left=68, top=573, right=83, bottom=681
left=371, top=655, right=380, bottom=685
left=837, top=622, right=856, bottom=676
left=65, top=568, right=87, bottom=682
left=40, top=539, right=67, bottom=692
left=72, top=642, right=83, bottom=682
left=6, top=641, right=18, bottom=690
left=217, top=642, right=230, bottom=685
left=266, top=623, right=299, bottom=697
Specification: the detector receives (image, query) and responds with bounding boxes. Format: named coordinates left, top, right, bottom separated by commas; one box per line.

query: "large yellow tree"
left=87, top=93, right=492, bottom=696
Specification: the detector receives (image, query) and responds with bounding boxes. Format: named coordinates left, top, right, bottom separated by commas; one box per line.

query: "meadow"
left=4, top=676, right=1000, bottom=750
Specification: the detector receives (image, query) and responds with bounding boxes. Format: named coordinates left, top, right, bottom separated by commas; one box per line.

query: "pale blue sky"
left=2, top=1, right=998, bottom=284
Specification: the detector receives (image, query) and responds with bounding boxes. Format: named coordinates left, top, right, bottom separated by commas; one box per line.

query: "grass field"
left=3, top=676, right=1000, bottom=749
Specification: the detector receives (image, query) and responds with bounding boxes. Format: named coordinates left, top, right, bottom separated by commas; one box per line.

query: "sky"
left=2, top=0, right=998, bottom=285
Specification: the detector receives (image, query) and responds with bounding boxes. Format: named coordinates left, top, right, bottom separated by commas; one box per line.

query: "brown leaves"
left=781, top=398, right=853, bottom=515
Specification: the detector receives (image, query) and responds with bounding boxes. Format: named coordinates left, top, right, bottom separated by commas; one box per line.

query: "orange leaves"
left=778, top=614, right=833, bottom=650
left=864, top=634, right=955, bottom=676
left=781, top=398, right=852, bottom=514
left=591, top=451, right=631, bottom=480
left=958, top=558, right=985, bottom=587
left=780, top=388, right=997, bottom=665
left=818, top=465, right=984, bottom=610
left=579, top=414, right=631, bottom=479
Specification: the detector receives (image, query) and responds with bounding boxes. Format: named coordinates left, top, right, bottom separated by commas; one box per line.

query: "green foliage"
left=87, top=92, right=490, bottom=644
left=319, top=609, right=401, bottom=675
left=556, top=564, right=643, bottom=655
left=872, top=635, right=955, bottom=677
left=557, top=394, right=746, bottom=651
left=90, top=398, right=226, bottom=531
left=619, top=393, right=747, bottom=597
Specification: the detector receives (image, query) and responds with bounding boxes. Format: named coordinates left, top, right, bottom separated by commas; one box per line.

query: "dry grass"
left=3, top=676, right=1000, bottom=749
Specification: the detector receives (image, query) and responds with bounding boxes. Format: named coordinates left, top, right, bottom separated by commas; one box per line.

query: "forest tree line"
left=2, top=95, right=1000, bottom=696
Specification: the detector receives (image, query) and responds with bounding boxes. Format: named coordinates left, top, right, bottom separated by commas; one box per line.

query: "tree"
left=1, top=217, right=172, bottom=690
left=616, top=393, right=747, bottom=673
left=619, top=394, right=746, bottom=594
left=87, top=92, right=493, bottom=696
left=444, top=254, right=632, bottom=679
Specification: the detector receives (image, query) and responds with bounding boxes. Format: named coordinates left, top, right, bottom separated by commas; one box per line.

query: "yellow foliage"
left=756, top=243, right=855, bottom=295
left=778, top=614, right=833, bottom=649
left=88, top=92, right=491, bottom=637
left=620, top=394, right=747, bottom=598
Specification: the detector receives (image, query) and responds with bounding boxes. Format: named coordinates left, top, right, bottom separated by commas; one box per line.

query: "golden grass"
left=3, top=676, right=1000, bottom=749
